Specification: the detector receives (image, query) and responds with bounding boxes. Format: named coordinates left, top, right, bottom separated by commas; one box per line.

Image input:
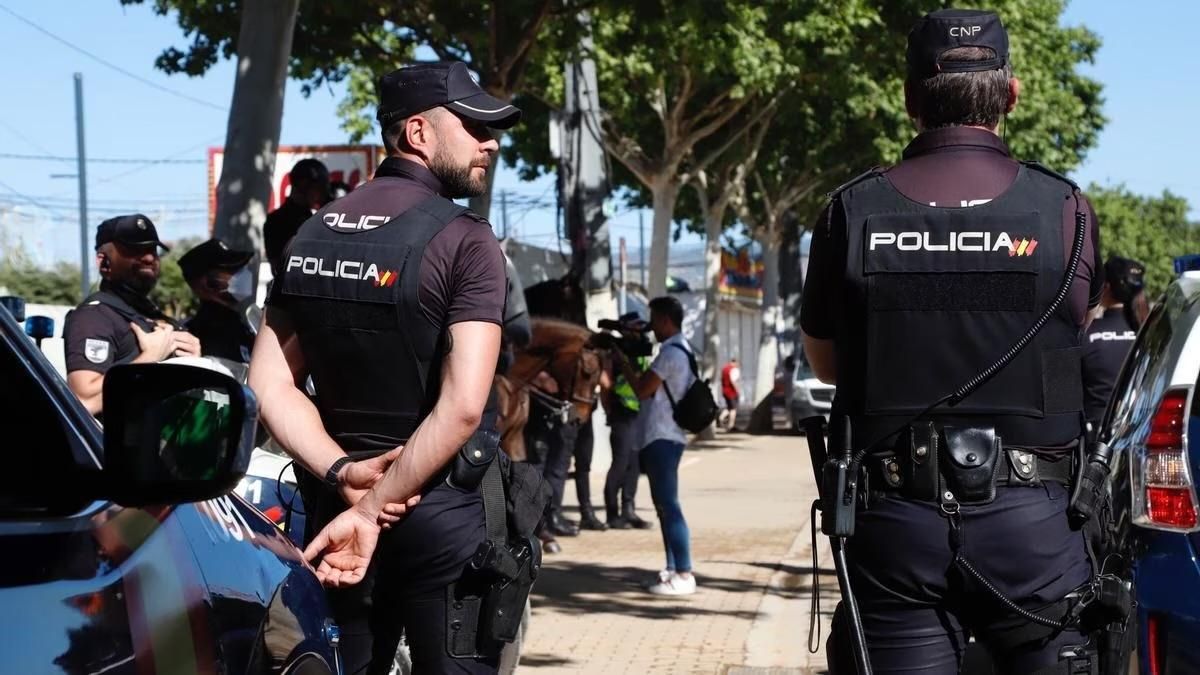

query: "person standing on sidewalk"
left=615, top=295, right=697, bottom=596
left=719, top=358, right=741, bottom=432
left=601, top=313, right=654, bottom=530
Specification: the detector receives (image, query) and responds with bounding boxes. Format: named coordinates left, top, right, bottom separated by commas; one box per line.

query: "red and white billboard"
left=207, top=144, right=382, bottom=226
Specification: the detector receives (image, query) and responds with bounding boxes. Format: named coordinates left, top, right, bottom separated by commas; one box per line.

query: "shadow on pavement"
left=518, top=654, right=577, bottom=669
left=531, top=560, right=760, bottom=621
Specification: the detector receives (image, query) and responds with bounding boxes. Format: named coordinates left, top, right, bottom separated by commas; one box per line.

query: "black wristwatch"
left=324, top=456, right=353, bottom=488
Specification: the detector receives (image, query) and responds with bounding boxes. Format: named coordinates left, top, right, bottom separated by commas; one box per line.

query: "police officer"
left=263, top=158, right=331, bottom=278
left=178, top=238, right=257, bottom=363
left=249, top=61, right=519, bottom=674
left=602, top=313, right=653, bottom=529
left=801, top=10, right=1105, bottom=673
left=64, top=214, right=201, bottom=416
left=1081, top=256, right=1146, bottom=429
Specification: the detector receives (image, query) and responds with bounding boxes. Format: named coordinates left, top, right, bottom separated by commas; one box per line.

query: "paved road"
left=517, top=432, right=836, bottom=674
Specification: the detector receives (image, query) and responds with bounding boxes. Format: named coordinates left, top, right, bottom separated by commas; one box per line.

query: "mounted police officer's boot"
left=576, top=478, right=608, bottom=531
left=547, top=509, right=579, bottom=537
left=606, top=504, right=632, bottom=529
left=622, top=500, right=653, bottom=530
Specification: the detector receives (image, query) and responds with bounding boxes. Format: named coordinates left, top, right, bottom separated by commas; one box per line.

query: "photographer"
left=598, top=313, right=654, bottom=530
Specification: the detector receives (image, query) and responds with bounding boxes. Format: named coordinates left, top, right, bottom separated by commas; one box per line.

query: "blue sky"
left=0, top=0, right=1196, bottom=268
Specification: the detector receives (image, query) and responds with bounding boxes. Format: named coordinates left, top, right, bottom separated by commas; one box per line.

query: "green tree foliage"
left=1086, top=185, right=1200, bottom=299
left=0, top=260, right=84, bottom=306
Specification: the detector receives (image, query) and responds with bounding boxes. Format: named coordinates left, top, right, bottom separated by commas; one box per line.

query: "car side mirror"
left=101, top=363, right=257, bottom=507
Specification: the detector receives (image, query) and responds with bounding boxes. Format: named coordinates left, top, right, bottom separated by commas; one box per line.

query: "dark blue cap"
left=94, top=214, right=169, bottom=252
left=376, top=62, right=521, bottom=129
left=907, top=9, right=1010, bottom=78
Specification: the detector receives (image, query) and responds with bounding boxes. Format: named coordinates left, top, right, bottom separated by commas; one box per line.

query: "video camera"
left=596, top=313, right=653, bottom=358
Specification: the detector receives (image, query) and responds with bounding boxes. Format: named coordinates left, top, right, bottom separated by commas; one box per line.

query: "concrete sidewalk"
left=517, top=433, right=837, bottom=674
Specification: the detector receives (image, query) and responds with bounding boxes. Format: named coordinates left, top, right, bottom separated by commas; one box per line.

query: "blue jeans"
left=640, top=439, right=691, bottom=573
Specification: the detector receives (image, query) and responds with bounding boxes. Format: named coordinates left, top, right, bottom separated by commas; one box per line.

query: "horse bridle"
left=510, top=344, right=602, bottom=410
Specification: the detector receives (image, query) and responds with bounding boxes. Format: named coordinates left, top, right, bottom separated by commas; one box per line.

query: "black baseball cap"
left=906, top=9, right=1009, bottom=78
left=94, top=214, right=169, bottom=252
left=178, top=238, right=254, bottom=281
left=290, top=158, right=329, bottom=184
left=376, top=62, right=521, bottom=129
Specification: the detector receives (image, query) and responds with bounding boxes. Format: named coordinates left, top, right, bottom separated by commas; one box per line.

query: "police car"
left=1100, top=256, right=1200, bottom=674
left=0, top=300, right=340, bottom=674
left=790, top=352, right=835, bottom=430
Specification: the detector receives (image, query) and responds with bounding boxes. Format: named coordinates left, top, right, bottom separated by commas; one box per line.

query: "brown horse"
left=496, top=318, right=607, bottom=461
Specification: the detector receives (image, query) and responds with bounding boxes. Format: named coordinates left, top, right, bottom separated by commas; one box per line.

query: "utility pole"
left=501, top=189, right=509, bottom=240
left=74, top=73, right=89, bottom=301
left=639, top=210, right=646, bottom=288
left=562, top=11, right=615, bottom=328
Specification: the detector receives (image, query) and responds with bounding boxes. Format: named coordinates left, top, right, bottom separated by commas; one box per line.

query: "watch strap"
left=324, top=456, right=353, bottom=488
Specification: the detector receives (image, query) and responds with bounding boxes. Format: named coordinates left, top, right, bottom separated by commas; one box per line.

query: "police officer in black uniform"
left=1081, top=256, right=1145, bottom=430
left=64, top=214, right=201, bottom=416
left=801, top=10, right=1106, bottom=673
left=178, top=238, right=257, bottom=363
left=249, top=61, right=519, bottom=674
left=264, top=158, right=331, bottom=278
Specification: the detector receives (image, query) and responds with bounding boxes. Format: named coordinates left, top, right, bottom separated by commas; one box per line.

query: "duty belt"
left=871, top=447, right=1074, bottom=497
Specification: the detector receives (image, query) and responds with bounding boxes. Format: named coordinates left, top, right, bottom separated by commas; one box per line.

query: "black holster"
left=449, top=430, right=500, bottom=491
left=899, top=423, right=1001, bottom=504
left=473, top=536, right=541, bottom=643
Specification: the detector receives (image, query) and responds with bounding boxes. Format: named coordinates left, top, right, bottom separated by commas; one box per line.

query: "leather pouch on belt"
left=902, top=422, right=939, bottom=501
left=942, top=426, right=1001, bottom=504
left=451, top=430, right=500, bottom=491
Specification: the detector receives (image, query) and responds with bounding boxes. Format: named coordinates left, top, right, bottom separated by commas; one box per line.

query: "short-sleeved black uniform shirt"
left=802, top=127, right=1103, bottom=340
left=263, top=198, right=314, bottom=279
left=1081, top=307, right=1137, bottom=426
left=267, top=156, right=507, bottom=597
left=63, top=282, right=174, bottom=375
left=185, top=301, right=255, bottom=363
left=800, top=128, right=1103, bottom=455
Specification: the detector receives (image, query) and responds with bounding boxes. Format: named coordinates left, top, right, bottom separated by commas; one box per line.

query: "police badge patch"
left=84, top=338, right=110, bottom=364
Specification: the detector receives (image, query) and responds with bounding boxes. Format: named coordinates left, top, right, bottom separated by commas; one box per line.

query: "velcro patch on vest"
left=279, top=239, right=410, bottom=304
left=870, top=273, right=1036, bottom=311
left=864, top=211, right=1044, bottom=274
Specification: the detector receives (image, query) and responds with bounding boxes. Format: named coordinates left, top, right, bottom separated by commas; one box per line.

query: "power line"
left=0, top=152, right=205, bottom=165
left=0, top=117, right=56, bottom=155
left=0, top=3, right=227, bottom=113
left=0, top=178, right=65, bottom=218
left=93, top=134, right=225, bottom=187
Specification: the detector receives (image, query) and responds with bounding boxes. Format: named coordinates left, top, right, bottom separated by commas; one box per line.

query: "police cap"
left=906, top=9, right=1009, bottom=78
left=178, top=238, right=254, bottom=281
left=1104, top=256, right=1146, bottom=299
left=94, top=214, right=169, bottom=252
left=376, top=61, right=521, bottom=129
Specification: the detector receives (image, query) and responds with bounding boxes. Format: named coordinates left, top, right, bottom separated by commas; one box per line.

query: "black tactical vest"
left=276, top=195, right=471, bottom=456
left=834, top=164, right=1085, bottom=450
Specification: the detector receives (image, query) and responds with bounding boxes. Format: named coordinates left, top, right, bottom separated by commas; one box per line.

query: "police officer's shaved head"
left=903, top=9, right=1019, bottom=131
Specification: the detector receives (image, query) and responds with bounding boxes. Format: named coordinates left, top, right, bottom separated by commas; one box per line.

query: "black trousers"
left=827, top=483, right=1092, bottom=674
left=604, top=412, right=640, bottom=512
left=573, top=418, right=596, bottom=508
left=541, top=421, right=579, bottom=511
left=298, top=472, right=499, bottom=674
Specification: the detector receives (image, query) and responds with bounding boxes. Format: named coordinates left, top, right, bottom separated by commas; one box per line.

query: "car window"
left=0, top=339, right=88, bottom=514
left=1105, top=303, right=1171, bottom=436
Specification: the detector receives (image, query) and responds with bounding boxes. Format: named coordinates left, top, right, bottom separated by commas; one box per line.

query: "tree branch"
left=666, top=65, right=695, bottom=144
left=601, top=115, right=654, bottom=186
left=496, top=0, right=554, bottom=91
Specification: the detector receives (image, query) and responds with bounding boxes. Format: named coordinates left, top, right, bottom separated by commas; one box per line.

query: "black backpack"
left=662, top=343, right=719, bottom=433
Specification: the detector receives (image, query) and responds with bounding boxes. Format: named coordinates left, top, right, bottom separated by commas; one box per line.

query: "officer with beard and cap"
left=64, top=214, right=202, bottom=416
left=178, top=238, right=257, bottom=363
left=801, top=9, right=1107, bottom=673
left=250, top=61, right=522, bottom=674
left=1082, top=256, right=1146, bottom=429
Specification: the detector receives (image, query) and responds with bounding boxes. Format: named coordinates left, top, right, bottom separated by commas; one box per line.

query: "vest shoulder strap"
left=1019, top=160, right=1079, bottom=191
left=826, top=166, right=885, bottom=201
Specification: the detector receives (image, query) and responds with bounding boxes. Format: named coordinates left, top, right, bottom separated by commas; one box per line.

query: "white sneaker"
left=643, top=569, right=673, bottom=589
left=648, top=572, right=697, bottom=596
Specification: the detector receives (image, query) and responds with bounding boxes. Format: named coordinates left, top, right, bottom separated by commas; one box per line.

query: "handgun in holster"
left=471, top=535, right=541, bottom=643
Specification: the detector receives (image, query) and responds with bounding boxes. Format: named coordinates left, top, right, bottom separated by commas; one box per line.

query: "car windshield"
left=793, top=353, right=816, bottom=380
left=0, top=335, right=94, bottom=515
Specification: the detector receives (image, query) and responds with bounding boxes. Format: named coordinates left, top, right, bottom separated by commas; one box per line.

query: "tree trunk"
left=753, top=220, right=782, bottom=407
left=647, top=181, right=679, bottom=297
left=697, top=207, right=725, bottom=440
left=212, top=0, right=299, bottom=288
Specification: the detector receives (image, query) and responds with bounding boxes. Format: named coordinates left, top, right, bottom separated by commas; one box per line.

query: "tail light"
left=1132, top=388, right=1200, bottom=531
